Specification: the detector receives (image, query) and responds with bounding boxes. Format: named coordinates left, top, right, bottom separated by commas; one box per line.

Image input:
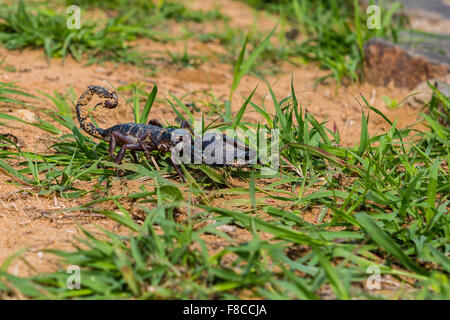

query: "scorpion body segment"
left=75, top=85, right=258, bottom=181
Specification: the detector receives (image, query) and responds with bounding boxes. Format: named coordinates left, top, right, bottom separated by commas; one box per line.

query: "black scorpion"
left=75, top=85, right=258, bottom=181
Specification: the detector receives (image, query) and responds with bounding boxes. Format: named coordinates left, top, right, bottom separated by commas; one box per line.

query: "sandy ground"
left=0, top=0, right=438, bottom=278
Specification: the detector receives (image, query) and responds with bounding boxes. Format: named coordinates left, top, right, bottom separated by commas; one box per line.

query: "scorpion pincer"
left=75, top=85, right=258, bottom=182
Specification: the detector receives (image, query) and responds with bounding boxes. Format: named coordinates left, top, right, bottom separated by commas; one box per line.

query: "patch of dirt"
left=0, top=0, right=434, bottom=278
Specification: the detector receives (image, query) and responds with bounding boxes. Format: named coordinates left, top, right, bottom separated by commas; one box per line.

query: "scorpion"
left=75, top=85, right=258, bottom=182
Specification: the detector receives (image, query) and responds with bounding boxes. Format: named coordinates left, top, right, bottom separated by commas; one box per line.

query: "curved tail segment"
left=75, top=85, right=118, bottom=139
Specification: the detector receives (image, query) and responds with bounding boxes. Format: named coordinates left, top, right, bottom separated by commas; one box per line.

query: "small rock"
left=45, top=75, right=59, bottom=81
left=364, top=38, right=449, bottom=89
left=370, top=89, right=376, bottom=104
left=16, top=109, right=36, bottom=122
left=216, top=225, right=237, bottom=234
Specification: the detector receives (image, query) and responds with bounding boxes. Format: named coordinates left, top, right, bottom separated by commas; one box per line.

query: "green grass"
left=0, top=77, right=448, bottom=299
left=165, top=44, right=207, bottom=68
left=0, top=0, right=151, bottom=64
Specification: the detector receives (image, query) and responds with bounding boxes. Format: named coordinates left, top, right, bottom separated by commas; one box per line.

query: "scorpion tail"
left=75, top=85, right=118, bottom=139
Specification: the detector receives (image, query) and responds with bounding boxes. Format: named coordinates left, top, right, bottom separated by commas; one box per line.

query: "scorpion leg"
left=138, top=132, right=185, bottom=182
left=148, top=119, right=164, bottom=127
left=109, top=130, right=143, bottom=165
left=180, top=120, right=194, bottom=136
left=108, top=131, right=117, bottom=159
left=136, top=131, right=155, bottom=160
left=130, top=151, right=139, bottom=163
left=136, top=132, right=160, bottom=170
left=136, top=131, right=160, bottom=168
left=115, top=143, right=141, bottom=164
left=112, top=143, right=142, bottom=177
left=170, top=152, right=186, bottom=182
left=158, top=140, right=186, bottom=183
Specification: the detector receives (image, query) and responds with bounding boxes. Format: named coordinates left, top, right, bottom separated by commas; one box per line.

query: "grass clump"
left=0, top=1, right=151, bottom=64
